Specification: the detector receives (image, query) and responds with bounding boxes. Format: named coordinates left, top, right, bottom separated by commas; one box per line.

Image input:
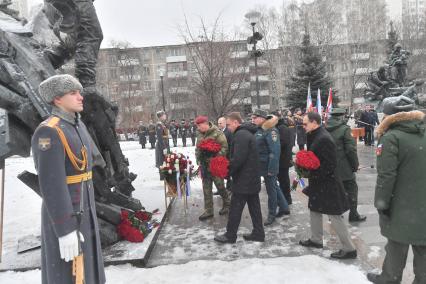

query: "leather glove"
left=58, top=230, right=85, bottom=262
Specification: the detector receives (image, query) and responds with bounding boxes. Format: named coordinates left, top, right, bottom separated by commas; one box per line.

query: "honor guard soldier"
left=31, top=74, right=106, bottom=284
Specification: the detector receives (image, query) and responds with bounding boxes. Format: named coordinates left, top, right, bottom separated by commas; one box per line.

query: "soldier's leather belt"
left=66, top=171, right=93, bottom=184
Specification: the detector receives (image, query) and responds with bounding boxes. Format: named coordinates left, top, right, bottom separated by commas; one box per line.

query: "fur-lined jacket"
left=255, top=115, right=281, bottom=176
left=375, top=110, right=426, bottom=245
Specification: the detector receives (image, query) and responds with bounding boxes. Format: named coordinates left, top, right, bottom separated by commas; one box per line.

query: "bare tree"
left=179, top=15, right=250, bottom=119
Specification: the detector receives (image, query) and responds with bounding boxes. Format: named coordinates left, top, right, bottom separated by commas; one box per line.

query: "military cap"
left=39, top=74, right=83, bottom=103
left=251, top=109, right=268, bottom=118
left=329, top=108, right=347, bottom=116
left=382, top=95, right=415, bottom=115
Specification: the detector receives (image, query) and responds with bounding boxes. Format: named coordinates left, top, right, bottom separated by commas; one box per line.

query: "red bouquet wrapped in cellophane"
left=209, top=156, right=229, bottom=178
left=295, top=150, right=320, bottom=178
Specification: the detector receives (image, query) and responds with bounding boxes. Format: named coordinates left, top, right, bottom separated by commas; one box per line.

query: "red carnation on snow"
left=197, top=138, right=222, bottom=154
left=209, top=156, right=229, bottom=178
left=117, top=209, right=145, bottom=243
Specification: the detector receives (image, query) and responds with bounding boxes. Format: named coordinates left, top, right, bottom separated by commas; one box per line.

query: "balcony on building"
left=166, top=55, right=187, bottom=63
left=350, top=53, right=370, bottom=61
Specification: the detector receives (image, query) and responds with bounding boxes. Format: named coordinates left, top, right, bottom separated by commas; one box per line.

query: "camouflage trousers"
left=202, top=176, right=230, bottom=214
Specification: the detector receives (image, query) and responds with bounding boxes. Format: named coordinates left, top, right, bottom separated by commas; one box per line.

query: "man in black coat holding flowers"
left=214, top=112, right=264, bottom=244
left=298, top=112, right=357, bottom=259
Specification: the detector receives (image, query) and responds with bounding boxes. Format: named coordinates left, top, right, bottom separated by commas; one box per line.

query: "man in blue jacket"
left=252, top=109, right=290, bottom=226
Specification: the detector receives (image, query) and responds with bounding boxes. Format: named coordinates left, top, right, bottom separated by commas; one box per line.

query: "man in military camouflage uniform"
left=252, top=109, right=290, bottom=226
left=195, top=116, right=230, bottom=221
left=31, top=74, right=105, bottom=284
left=326, top=108, right=366, bottom=222
left=155, top=111, right=169, bottom=172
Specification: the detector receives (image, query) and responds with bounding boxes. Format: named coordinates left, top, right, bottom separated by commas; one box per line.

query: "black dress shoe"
left=366, top=273, right=381, bottom=283
left=330, top=249, right=357, bottom=259
left=214, top=233, right=236, bottom=244
left=276, top=210, right=290, bottom=218
left=213, top=191, right=220, bottom=196
left=349, top=214, right=367, bottom=222
left=243, top=233, right=265, bottom=242
left=299, top=239, right=323, bottom=248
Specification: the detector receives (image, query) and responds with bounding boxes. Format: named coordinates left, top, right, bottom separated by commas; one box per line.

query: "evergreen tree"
left=387, top=21, right=399, bottom=60
left=287, top=32, right=333, bottom=110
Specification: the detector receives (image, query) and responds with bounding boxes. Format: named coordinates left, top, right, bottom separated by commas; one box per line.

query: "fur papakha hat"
left=39, top=74, right=83, bottom=103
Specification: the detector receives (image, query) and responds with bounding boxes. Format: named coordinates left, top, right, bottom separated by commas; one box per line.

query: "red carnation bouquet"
left=209, top=156, right=229, bottom=178
left=294, top=150, right=320, bottom=178
left=117, top=209, right=160, bottom=243
left=197, top=138, right=222, bottom=156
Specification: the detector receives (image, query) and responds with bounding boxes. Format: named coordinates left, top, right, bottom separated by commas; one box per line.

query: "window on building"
left=342, top=63, right=348, bottom=71
left=143, top=81, right=152, bottom=91
left=169, top=48, right=183, bottom=57
left=143, top=66, right=150, bottom=76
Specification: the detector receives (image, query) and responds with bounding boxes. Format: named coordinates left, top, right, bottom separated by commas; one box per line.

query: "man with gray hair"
left=32, top=74, right=106, bottom=283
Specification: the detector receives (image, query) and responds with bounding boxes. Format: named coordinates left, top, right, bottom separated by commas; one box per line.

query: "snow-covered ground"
left=0, top=141, right=372, bottom=283
left=0, top=255, right=370, bottom=284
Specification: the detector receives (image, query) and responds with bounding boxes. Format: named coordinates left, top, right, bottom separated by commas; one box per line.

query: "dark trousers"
left=225, top=193, right=264, bottom=240
left=172, top=136, right=177, bottom=147
left=150, top=142, right=155, bottom=149
left=343, top=179, right=359, bottom=217
left=365, top=126, right=374, bottom=145
left=141, top=143, right=145, bottom=149
left=298, top=144, right=305, bottom=150
left=278, top=167, right=292, bottom=205
left=191, top=136, right=196, bottom=146
left=377, top=239, right=426, bottom=284
left=182, top=136, right=187, bottom=147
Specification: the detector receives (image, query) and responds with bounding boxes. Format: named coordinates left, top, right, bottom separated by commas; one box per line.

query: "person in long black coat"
left=214, top=112, right=264, bottom=243
left=299, top=112, right=357, bottom=259
left=276, top=116, right=294, bottom=205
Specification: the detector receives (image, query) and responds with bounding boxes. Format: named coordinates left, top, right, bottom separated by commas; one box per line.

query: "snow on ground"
left=0, top=255, right=370, bottom=284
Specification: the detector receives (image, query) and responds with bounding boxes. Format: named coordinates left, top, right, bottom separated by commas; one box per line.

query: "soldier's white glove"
left=58, top=230, right=85, bottom=262
left=163, top=149, right=168, bottom=155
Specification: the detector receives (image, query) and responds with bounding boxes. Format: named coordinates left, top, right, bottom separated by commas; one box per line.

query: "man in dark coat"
left=252, top=109, right=290, bottom=226
left=137, top=121, right=147, bottom=149
left=326, top=108, right=366, bottom=223
left=214, top=112, right=264, bottom=243
left=299, top=112, right=357, bottom=260
left=275, top=112, right=294, bottom=205
left=294, top=109, right=307, bottom=150
left=360, top=105, right=379, bottom=146
left=367, top=96, right=426, bottom=284
left=169, top=119, right=179, bottom=147
left=148, top=120, right=156, bottom=149
left=32, top=74, right=106, bottom=284
left=218, top=116, right=233, bottom=193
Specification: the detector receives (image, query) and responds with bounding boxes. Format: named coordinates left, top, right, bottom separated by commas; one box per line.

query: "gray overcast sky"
left=28, top=0, right=402, bottom=48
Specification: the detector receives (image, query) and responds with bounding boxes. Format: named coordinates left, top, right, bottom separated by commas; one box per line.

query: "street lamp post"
left=159, top=69, right=165, bottom=112
left=245, top=11, right=263, bottom=109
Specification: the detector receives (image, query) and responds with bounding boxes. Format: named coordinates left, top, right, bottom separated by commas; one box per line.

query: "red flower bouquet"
left=159, top=153, right=196, bottom=196
left=117, top=209, right=159, bottom=243
left=197, top=138, right=222, bottom=154
left=295, top=150, right=320, bottom=178
left=209, top=156, right=229, bottom=178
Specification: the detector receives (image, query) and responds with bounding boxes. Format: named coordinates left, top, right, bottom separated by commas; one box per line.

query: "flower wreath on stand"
left=291, top=150, right=320, bottom=194
left=117, top=209, right=160, bottom=243
left=159, top=153, right=196, bottom=197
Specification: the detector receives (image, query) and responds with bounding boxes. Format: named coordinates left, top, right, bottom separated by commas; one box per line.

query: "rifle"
left=72, top=176, right=85, bottom=284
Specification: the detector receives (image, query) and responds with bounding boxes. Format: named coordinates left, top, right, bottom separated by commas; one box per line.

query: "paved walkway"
left=148, top=144, right=415, bottom=283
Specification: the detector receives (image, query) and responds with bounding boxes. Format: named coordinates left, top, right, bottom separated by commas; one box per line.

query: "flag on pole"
left=316, top=88, right=322, bottom=117
left=326, top=88, right=333, bottom=115
left=306, top=83, right=313, bottom=112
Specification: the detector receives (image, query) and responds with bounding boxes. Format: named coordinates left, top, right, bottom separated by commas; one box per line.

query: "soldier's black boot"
left=366, top=273, right=381, bottom=283
left=199, top=211, right=214, bottom=221
left=330, top=249, right=357, bottom=259
left=243, top=233, right=264, bottom=242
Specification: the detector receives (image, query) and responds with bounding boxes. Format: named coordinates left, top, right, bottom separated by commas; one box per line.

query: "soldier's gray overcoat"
left=31, top=107, right=106, bottom=284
